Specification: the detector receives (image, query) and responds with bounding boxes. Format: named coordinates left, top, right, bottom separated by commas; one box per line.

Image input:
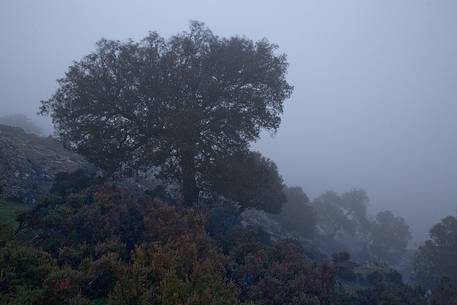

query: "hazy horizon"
left=1, top=0, right=457, bottom=242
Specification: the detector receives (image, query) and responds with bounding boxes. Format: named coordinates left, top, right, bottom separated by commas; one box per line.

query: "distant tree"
left=0, top=114, right=43, bottom=135
left=368, top=210, right=411, bottom=264
left=313, top=190, right=413, bottom=265
left=313, top=191, right=359, bottom=239
left=40, top=22, right=293, bottom=207
left=414, top=215, right=457, bottom=291
left=340, top=189, right=370, bottom=233
left=272, top=186, right=317, bottom=237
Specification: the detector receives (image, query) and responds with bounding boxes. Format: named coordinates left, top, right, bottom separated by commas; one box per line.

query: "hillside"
left=0, top=124, right=93, bottom=203
left=0, top=183, right=427, bottom=305
left=0, top=125, right=429, bottom=304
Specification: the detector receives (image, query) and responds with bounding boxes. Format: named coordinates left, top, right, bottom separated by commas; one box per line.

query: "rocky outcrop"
left=0, top=124, right=93, bottom=203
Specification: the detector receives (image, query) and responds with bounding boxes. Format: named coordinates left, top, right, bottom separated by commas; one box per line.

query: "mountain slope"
left=0, top=124, right=93, bottom=203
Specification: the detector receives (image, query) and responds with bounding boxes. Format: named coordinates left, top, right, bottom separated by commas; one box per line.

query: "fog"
left=1, top=0, right=456, bottom=242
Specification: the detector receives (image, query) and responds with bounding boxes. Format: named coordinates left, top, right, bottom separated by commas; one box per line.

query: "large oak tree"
left=40, top=22, right=292, bottom=207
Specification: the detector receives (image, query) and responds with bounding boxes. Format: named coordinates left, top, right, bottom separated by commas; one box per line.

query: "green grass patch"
left=0, top=199, right=30, bottom=228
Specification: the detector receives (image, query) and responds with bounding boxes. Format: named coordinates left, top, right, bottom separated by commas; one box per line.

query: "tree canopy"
left=369, top=210, right=412, bottom=264
left=313, top=190, right=363, bottom=239
left=40, top=21, right=292, bottom=208
left=312, top=189, right=412, bottom=265
left=206, top=151, right=286, bottom=213
left=273, top=186, right=317, bottom=237
left=414, top=215, right=457, bottom=291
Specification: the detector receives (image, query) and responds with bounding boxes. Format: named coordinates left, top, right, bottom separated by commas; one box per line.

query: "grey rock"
left=0, top=124, right=93, bottom=203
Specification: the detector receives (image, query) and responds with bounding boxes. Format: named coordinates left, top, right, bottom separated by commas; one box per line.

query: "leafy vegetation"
left=414, top=215, right=457, bottom=304
left=0, top=22, right=451, bottom=304
left=0, top=182, right=427, bottom=305
left=40, top=22, right=292, bottom=208
left=311, top=190, right=412, bottom=266
left=272, top=186, right=317, bottom=238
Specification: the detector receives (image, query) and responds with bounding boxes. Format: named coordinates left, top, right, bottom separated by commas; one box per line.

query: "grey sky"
left=1, top=0, right=456, bottom=241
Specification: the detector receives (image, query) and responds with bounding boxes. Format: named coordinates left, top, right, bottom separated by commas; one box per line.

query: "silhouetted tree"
left=273, top=186, right=317, bottom=237
left=312, top=190, right=412, bottom=265
left=414, top=215, right=457, bottom=291
left=313, top=191, right=359, bottom=239
left=340, top=189, right=370, bottom=233
left=369, top=210, right=411, bottom=264
left=40, top=22, right=293, bottom=207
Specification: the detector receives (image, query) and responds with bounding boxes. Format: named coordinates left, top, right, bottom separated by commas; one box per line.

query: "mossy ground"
left=0, top=199, right=29, bottom=228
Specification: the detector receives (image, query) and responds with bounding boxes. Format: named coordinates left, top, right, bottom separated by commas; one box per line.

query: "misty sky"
left=1, top=0, right=457, bottom=242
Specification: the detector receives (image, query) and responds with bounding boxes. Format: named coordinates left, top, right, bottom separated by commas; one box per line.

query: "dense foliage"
left=207, top=151, right=286, bottom=213
left=414, top=215, right=457, bottom=304
left=0, top=180, right=427, bottom=305
left=369, top=210, right=412, bottom=264
left=40, top=22, right=292, bottom=207
left=272, top=186, right=317, bottom=237
left=311, top=190, right=412, bottom=265
left=313, top=189, right=370, bottom=240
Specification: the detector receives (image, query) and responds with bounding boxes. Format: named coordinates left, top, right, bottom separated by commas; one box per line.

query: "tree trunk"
left=181, top=151, right=199, bottom=207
